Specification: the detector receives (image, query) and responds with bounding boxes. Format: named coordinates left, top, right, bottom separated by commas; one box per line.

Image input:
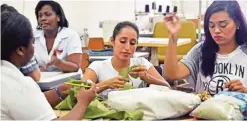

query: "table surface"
left=54, top=110, right=195, bottom=120
left=38, top=72, right=80, bottom=83
left=89, top=52, right=149, bottom=60
left=104, top=37, right=191, bottom=47
left=37, top=72, right=81, bottom=90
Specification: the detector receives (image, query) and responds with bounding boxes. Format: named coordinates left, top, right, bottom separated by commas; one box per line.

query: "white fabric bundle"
left=107, top=85, right=201, bottom=119
left=192, top=95, right=244, bottom=120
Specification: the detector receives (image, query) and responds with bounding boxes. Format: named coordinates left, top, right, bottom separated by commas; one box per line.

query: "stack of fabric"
left=54, top=79, right=144, bottom=120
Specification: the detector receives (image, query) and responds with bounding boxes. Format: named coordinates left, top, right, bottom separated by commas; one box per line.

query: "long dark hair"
left=35, top=1, right=69, bottom=30
left=201, top=0, right=247, bottom=77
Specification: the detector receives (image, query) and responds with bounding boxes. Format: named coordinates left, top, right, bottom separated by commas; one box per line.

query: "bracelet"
left=55, top=87, right=64, bottom=101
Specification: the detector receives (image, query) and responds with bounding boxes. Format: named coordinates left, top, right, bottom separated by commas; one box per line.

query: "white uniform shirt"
left=88, top=57, right=153, bottom=96
left=34, top=27, right=82, bottom=72
left=1, top=60, right=57, bottom=120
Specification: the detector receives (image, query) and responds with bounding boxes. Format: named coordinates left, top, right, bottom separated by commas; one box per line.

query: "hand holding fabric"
left=103, top=76, right=129, bottom=89
left=129, top=65, right=148, bottom=81
left=225, top=80, right=247, bottom=93
left=77, top=80, right=97, bottom=105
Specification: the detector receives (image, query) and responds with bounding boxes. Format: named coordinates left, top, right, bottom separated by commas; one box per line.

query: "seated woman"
left=34, top=1, right=82, bottom=72
left=1, top=10, right=96, bottom=120
left=1, top=4, right=41, bottom=81
left=164, top=0, right=247, bottom=95
left=83, top=21, right=170, bottom=96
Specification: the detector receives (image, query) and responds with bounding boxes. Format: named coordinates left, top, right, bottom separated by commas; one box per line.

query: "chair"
left=154, top=20, right=197, bottom=63
left=88, top=37, right=104, bottom=50
left=187, top=19, right=199, bottom=29
left=81, top=52, right=89, bottom=73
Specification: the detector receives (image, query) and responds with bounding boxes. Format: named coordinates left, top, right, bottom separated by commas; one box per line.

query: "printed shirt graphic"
left=202, top=47, right=247, bottom=95
left=181, top=43, right=247, bottom=95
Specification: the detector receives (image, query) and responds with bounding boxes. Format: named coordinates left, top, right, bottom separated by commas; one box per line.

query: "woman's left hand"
left=129, top=65, right=149, bottom=80
left=47, top=53, right=60, bottom=66
left=225, top=80, right=247, bottom=93
left=40, top=53, right=61, bottom=71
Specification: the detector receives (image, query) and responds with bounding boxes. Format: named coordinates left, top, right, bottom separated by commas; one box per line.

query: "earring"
left=237, top=26, right=240, bottom=29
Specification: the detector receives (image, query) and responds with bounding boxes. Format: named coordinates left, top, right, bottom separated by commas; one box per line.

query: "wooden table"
left=104, top=37, right=191, bottom=66
left=54, top=110, right=194, bottom=120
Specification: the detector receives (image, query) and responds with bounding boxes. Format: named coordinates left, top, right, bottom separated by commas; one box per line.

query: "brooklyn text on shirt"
left=203, top=62, right=246, bottom=95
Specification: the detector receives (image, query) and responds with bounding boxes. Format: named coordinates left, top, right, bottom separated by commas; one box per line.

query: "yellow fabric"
left=154, top=20, right=196, bottom=63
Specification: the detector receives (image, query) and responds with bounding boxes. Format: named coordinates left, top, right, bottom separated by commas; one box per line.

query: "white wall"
left=2, top=0, right=247, bottom=37
left=238, top=0, right=247, bottom=19
left=2, top=0, right=135, bottom=37
left=180, top=0, right=247, bottom=19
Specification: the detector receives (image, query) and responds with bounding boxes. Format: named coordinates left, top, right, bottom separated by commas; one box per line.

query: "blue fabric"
left=85, top=48, right=113, bottom=56
left=20, top=56, right=39, bottom=74
left=215, top=91, right=247, bottom=119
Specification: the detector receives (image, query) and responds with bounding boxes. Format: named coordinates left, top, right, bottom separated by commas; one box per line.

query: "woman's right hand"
left=76, top=81, right=97, bottom=106
left=164, top=13, right=181, bottom=37
left=104, top=76, right=129, bottom=89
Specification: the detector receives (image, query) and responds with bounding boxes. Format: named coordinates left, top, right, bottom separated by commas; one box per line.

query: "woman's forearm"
left=143, top=74, right=170, bottom=88
left=95, top=82, right=108, bottom=93
left=55, top=59, right=80, bottom=72
left=164, top=35, right=180, bottom=80
left=57, top=102, right=88, bottom=120
left=44, top=85, right=71, bottom=108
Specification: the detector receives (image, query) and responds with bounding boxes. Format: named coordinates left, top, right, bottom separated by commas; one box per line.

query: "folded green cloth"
left=55, top=79, right=143, bottom=120
left=118, top=83, right=135, bottom=91
left=119, top=65, right=140, bottom=79
left=84, top=99, right=143, bottom=120
left=118, top=65, right=141, bottom=91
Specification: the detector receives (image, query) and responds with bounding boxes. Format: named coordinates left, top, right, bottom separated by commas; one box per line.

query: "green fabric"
left=118, top=83, right=135, bottom=91
left=55, top=79, right=143, bottom=120
left=64, top=79, right=90, bottom=88
left=84, top=99, right=143, bottom=120
left=55, top=89, right=77, bottom=110
left=119, top=65, right=140, bottom=79
left=118, top=65, right=141, bottom=91
left=119, top=68, right=129, bottom=78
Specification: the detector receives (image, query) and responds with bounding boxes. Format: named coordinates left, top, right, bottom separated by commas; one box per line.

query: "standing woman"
left=34, top=1, right=82, bottom=72
left=164, top=0, right=247, bottom=95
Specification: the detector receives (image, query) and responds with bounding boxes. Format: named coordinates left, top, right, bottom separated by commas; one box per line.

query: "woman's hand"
left=164, top=13, right=181, bottom=37
left=77, top=81, right=97, bottom=106
left=129, top=65, right=149, bottom=81
left=47, top=53, right=60, bottom=66
left=40, top=49, right=61, bottom=71
left=103, top=76, right=129, bottom=89
left=225, top=80, right=247, bottom=93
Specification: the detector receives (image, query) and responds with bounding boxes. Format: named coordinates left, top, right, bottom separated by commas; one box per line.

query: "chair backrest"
left=187, top=19, right=199, bottom=29
left=88, top=37, right=104, bottom=50
left=81, top=52, right=89, bottom=73
left=154, top=20, right=196, bottom=57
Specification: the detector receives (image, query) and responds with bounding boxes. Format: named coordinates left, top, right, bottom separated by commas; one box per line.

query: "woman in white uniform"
left=34, top=1, right=82, bottom=72
left=83, top=21, right=170, bottom=97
